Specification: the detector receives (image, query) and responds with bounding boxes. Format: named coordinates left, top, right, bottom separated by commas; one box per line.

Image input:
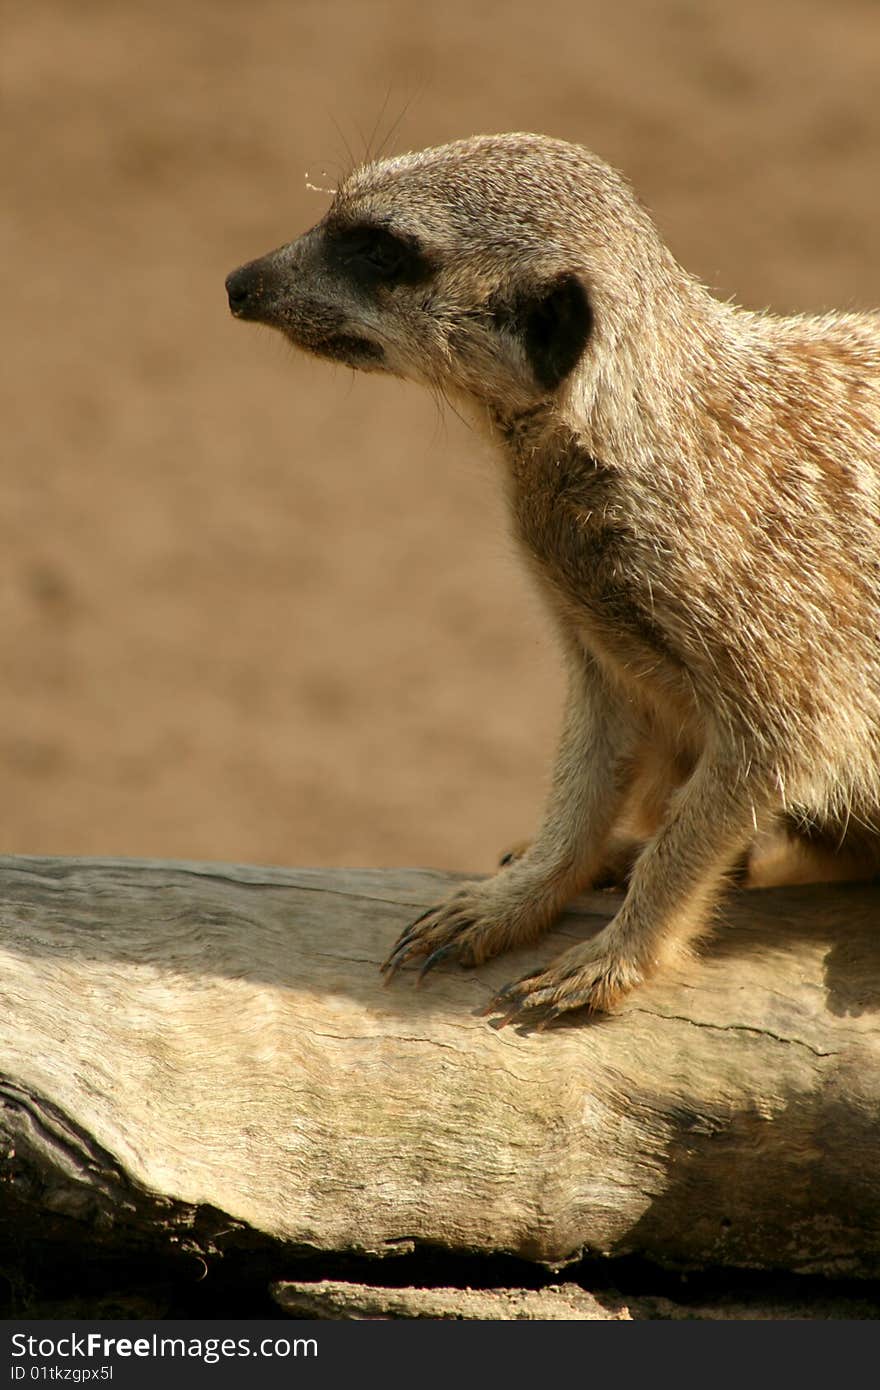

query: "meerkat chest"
left=505, top=442, right=692, bottom=703
left=507, top=448, right=647, bottom=626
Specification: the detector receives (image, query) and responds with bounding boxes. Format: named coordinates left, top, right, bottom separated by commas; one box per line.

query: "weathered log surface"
left=270, top=1278, right=880, bottom=1321
left=272, top=1279, right=630, bottom=1319
left=0, top=855, right=878, bottom=1276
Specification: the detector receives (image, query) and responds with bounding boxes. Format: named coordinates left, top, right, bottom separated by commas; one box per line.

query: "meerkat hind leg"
left=746, top=810, right=880, bottom=887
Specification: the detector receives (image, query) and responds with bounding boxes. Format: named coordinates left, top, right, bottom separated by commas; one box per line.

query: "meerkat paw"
left=381, top=880, right=543, bottom=982
left=483, top=939, right=645, bottom=1028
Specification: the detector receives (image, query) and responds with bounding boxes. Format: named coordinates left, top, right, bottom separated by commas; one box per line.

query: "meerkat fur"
left=227, top=133, right=880, bottom=1026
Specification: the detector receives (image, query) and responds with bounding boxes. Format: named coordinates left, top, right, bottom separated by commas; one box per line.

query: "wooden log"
left=0, top=855, right=878, bottom=1277
left=271, top=1278, right=630, bottom=1319
left=270, top=1278, right=880, bottom=1321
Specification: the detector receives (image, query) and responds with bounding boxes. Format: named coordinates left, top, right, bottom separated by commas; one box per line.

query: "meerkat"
left=226, top=133, right=880, bottom=1026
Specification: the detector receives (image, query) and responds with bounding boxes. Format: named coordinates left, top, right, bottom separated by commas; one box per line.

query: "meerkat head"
left=226, top=133, right=677, bottom=419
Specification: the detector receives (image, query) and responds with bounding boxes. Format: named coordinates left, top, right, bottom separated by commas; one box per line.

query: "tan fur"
left=227, top=133, right=880, bottom=1025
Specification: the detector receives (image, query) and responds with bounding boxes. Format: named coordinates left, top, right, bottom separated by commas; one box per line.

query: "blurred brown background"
left=1, top=0, right=878, bottom=871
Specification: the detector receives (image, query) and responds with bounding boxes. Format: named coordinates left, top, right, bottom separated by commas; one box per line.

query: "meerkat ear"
left=521, top=273, right=593, bottom=391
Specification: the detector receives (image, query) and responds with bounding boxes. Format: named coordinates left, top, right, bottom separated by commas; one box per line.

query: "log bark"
left=0, top=855, right=878, bottom=1277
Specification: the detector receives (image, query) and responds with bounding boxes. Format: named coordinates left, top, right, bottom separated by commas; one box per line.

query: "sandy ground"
left=1, top=0, right=879, bottom=873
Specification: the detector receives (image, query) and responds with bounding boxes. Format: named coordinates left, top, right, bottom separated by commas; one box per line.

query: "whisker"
left=376, top=81, right=424, bottom=162
left=328, top=113, right=356, bottom=178
left=366, top=85, right=393, bottom=166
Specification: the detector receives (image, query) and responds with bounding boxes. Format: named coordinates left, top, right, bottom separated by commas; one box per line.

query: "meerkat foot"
left=483, top=939, right=645, bottom=1028
left=381, top=880, right=548, bottom=982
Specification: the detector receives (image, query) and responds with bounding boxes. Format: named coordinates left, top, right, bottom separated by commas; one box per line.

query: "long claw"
left=380, top=904, right=443, bottom=972
left=486, top=980, right=516, bottom=1005
left=381, top=941, right=416, bottom=977
left=481, top=969, right=569, bottom=1027
left=481, top=996, right=523, bottom=1022
left=492, top=998, right=555, bottom=1030
left=417, top=943, right=458, bottom=983
left=381, top=938, right=411, bottom=972
left=407, top=905, right=436, bottom=930
left=381, top=931, right=426, bottom=974
left=479, top=974, right=534, bottom=1015
left=386, top=911, right=433, bottom=954
left=480, top=986, right=519, bottom=1017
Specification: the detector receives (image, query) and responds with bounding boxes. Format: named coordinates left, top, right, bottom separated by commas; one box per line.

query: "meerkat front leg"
left=381, top=651, right=636, bottom=981
left=486, top=751, right=765, bottom=1026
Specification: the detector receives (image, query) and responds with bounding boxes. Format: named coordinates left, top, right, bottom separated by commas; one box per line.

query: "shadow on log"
left=0, top=855, right=878, bottom=1285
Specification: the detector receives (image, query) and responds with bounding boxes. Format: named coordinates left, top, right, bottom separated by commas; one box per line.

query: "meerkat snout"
left=225, top=261, right=267, bottom=319
left=227, top=132, right=880, bottom=1028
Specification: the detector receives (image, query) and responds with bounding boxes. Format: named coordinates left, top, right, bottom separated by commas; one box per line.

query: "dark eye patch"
left=325, top=222, right=434, bottom=288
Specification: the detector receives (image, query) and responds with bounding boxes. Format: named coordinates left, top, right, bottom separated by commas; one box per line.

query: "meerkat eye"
left=328, top=223, right=433, bottom=287
left=353, top=229, right=406, bottom=276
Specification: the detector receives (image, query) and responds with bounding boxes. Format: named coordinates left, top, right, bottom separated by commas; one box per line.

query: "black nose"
left=225, top=263, right=261, bottom=317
